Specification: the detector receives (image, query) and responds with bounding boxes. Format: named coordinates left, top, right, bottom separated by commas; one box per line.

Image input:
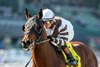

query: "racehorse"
left=21, top=9, right=98, bottom=67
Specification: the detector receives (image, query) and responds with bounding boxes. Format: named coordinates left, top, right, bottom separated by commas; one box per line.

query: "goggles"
left=42, top=16, right=54, bottom=22
left=43, top=20, right=53, bottom=24
left=43, top=18, right=53, bottom=21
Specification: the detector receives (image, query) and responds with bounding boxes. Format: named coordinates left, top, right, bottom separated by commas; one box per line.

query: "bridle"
left=28, top=27, right=50, bottom=50
left=25, top=27, right=49, bottom=67
left=32, top=16, right=49, bottom=43
left=24, top=16, right=50, bottom=67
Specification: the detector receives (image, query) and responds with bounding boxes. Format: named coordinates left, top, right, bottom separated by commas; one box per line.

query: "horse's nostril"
left=26, top=40, right=31, bottom=45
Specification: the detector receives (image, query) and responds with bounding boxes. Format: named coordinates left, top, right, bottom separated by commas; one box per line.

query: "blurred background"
left=0, top=0, right=100, bottom=67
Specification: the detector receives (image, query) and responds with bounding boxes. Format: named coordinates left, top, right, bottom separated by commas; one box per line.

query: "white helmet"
left=42, top=9, right=55, bottom=21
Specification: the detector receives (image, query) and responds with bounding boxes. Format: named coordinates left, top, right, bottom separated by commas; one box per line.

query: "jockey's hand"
left=47, top=36, right=53, bottom=41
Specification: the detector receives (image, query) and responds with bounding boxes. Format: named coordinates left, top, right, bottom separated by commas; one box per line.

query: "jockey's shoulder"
left=54, top=16, right=61, bottom=20
left=54, top=16, right=68, bottom=22
left=54, top=16, right=72, bottom=25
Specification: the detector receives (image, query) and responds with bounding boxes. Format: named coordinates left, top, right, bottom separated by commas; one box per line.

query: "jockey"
left=42, top=8, right=78, bottom=66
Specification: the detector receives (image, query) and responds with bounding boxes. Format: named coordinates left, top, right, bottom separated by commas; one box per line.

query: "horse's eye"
left=22, top=25, right=25, bottom=31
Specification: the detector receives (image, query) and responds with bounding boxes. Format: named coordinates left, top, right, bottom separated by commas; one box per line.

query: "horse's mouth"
left=23, top=48, right=30, bottom=51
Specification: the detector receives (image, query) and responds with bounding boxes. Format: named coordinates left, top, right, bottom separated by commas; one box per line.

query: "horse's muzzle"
left=21, top=40, right=31, bottom=50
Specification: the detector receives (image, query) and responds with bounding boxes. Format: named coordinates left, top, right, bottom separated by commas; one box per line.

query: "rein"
left=25, top=16, right=50, bottom=67
left=25, top=57, right=32, bottom=67
left=25, top=39, right=50, bottom=67
left=25, top=27, right=50, bottom=67
left=35, top=39, right=50, bottom=44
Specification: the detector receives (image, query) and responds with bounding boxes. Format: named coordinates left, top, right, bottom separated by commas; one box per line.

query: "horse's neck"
left=32, top=28, right=65, bottom=67
left=32, top=42, right=54, bottom=67
left=32, top=41, right=65, bottom=67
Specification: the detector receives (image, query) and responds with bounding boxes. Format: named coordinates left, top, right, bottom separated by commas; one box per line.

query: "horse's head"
left=21, top=9, right=43, bottom=50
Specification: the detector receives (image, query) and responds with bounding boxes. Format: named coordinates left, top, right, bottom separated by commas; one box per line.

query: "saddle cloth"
left=51, top=42, right=81, bottom=67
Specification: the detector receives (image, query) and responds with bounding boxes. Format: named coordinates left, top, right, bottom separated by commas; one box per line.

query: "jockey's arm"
left=52, top=31, right=69, bottom=48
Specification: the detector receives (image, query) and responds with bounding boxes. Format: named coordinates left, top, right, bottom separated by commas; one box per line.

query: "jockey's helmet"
left=42, top=9, right=55, bottom=21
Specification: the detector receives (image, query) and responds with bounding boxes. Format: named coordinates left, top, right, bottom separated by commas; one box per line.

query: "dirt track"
left=0, top=50, right=100, bottom=67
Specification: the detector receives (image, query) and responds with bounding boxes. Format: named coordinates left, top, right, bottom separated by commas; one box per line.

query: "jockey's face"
left=43, top=20, right=53, bottom=29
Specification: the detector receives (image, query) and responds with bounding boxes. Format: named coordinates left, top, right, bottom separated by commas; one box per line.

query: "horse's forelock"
left=26, top=17, right=35, bottom=24
left=25, top=16, right=35, bottom=27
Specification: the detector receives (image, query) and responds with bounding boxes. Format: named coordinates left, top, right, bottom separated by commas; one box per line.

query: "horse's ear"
left=25, top=8, right=32, bottom=19
left=38, top=9, right=43, bottom=19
